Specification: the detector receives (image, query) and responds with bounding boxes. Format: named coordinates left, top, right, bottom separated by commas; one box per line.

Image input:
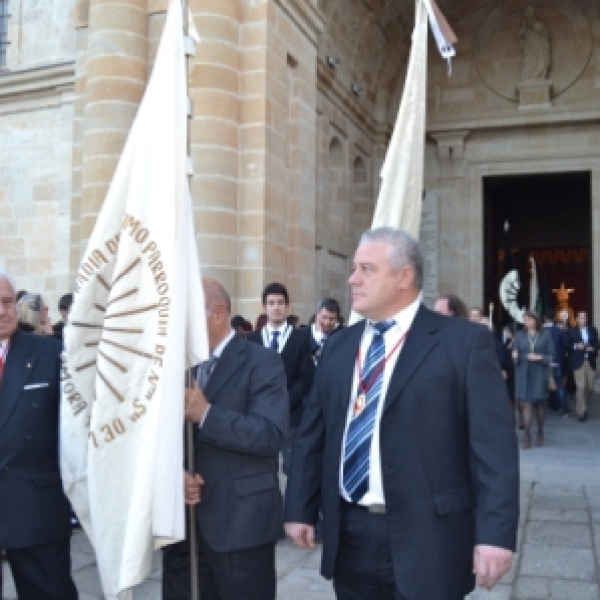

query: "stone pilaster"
left=78, top=0, right=148, bottom=252
left=429, top=131, right=474, bottom=304
left=188, top=0, right=241, bottom=301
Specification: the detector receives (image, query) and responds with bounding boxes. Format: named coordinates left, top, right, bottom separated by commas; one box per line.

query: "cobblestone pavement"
left=3, top=397, right=599, bottom=599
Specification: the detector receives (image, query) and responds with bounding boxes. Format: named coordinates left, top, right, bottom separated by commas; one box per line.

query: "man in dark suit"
left=543, top=310, right=568, bottom=415
left=285, top=228, right=519, bottom=600
left=247, top=282, right=313, bottom=474
left=565, top=310, right=598, bottom=422
left=310, top=297, right=343, bottom=366
left=52, top=292, right=73, bottom=342
left=0, top=271, right=78, bottom=600
left=183, top=278, right=288, bottom=600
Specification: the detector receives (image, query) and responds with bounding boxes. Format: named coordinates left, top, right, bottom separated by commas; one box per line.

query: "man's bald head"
left=202, top=278, right=232, bottom=315
left=202, top=278, right=233, bottom=351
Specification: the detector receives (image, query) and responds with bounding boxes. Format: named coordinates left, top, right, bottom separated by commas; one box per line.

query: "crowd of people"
left=433, top=294, right=598, bottom=449
left=1, top=226, right=546, bottom=600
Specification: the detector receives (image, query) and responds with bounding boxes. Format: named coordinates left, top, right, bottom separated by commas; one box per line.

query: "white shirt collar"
left=311, top=323, right=325, bottom=342
left=366, top=296, right=421, bottom=335
left=212, top=329, right=235, bottom=358
left=266, top=322, right=288, bottom=336
left=0, top=338, right=9, bottom=359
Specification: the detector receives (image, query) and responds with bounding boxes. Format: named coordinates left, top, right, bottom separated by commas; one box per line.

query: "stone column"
left=78, top=0, right=148, bottom=252
left=70, top=0, right=90, bottom=277
left=188, top=0, right=241, bottom=299
left=429, top=131, right=473, bottom=303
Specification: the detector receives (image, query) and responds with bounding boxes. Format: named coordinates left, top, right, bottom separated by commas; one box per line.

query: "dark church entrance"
left=483, top=171, right=592, bottom=327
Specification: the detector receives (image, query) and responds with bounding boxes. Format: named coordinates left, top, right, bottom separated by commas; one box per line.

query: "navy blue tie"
left=342, top=320, right=395, bottom=503
left=270, top=330, right=280, bottom=351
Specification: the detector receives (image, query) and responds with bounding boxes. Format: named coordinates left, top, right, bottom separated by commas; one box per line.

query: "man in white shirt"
left=284, top=228, right=519, bottom=600
left=247, top=283, right=313, bottom=474
left=310, top=298, right=342, bottom=365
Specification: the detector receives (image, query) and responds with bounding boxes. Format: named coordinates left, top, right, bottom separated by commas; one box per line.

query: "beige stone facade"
left=1, top=0, right=599, bottom=324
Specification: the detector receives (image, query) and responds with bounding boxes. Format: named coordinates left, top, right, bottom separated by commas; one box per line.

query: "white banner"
left=61, top=1, right=208, bottom=597
left=371, top=0, right=429, bottom=240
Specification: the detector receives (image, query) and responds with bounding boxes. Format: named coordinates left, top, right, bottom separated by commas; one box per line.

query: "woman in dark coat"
left=512, top=311, right=554, bottom=448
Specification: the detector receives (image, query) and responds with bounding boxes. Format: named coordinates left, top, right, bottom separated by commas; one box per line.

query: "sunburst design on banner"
left=70, top=259, right=156, bottom=403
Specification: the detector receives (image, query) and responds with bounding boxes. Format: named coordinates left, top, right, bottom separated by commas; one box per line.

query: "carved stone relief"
left=474, top=0, right=592, bottom=103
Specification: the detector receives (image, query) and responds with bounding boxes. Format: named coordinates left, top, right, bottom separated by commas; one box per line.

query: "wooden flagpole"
left=181, top=0, right=201, bottom=597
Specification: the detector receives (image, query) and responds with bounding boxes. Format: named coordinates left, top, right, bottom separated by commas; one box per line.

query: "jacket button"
left=24, top=435, right=31, bottom=441
left=32, top=403, right=38, bottom=408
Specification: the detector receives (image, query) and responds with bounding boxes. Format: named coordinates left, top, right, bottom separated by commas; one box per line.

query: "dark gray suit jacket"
left=285, top=306, right=519, bottom=600
left=195, top=335, right=289, bottom=553
left=0, top=330, right=71, bottom=549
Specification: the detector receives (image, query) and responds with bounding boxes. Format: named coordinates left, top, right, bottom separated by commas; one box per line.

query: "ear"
left=397, top=265, right=415, bottom=291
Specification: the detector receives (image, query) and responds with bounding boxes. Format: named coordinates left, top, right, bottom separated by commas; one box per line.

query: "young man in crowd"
left=248, top=283, right=313, bottom=474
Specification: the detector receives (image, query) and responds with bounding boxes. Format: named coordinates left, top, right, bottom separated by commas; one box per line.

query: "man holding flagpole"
left=183, top=278, right=289, bottom=600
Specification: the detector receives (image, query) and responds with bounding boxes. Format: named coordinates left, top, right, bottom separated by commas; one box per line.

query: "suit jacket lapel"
left=204, top=336, right=245, bottom=401
left=383, top=306, right=439, bottom=413
left=0, top=331, right=36, bottom=434
left=336, top=322, right=366, bottom=411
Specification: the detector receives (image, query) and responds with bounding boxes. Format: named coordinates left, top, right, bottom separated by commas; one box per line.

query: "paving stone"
left=73, top=564, right=104, bottom=596
left=276, top=540, right=311, bottom=578
left=132, top=577, right=162, bottom=599
left=276, top=567, right=336, bottom=599
left=529, top=508, right=589, bottom=523
left=531, top=493, right=587, bottom=511
left=534, top=484, right=585, bottom=496
left=550, top=580, right=599, bottom=600
left=520, top=543, right=596, bottom=581
left=514, top=576, right=549, bottom=598
left=515, top=577, right=599, bottom=599
left=465, top=584, right=512, bottom=599
left=525, top=521, right=592, bottom=548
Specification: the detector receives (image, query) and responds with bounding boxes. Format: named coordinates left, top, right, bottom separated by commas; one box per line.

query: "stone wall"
left=5, top=0, right=76, bottom=70
left=426, top=0, right=600, bottom=321
left=0, top=0, right=76, bottom=321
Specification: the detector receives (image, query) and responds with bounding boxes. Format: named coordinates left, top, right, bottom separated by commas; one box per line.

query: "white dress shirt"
left=311, top=323, right=326, bottom=345
left=339, top=297, right=421, bottom=506
left=0, top=338, right=9, bottom=360
left=262, top=323, right=292, bottom=353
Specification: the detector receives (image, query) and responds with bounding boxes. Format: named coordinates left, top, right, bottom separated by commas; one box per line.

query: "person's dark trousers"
left=198, top=529, right=275, bottom=600
left=4, top=538, right=78, bottom=600
left=553, top=365, right=568, bottom=414
left=281, top=427, right=298, bottom=476
left=333, top=501, right=407, bottom=600
left=162, top=538, right=204, bottom=600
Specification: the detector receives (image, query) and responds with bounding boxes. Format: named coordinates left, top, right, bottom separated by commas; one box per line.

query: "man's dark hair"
left=317, top=297, right=341, bottom=317
left=544, top=310, right=555, bottom=322
left=262, top=282, right=289, bottom=306
left=231, top=315, right=246, bottom=331
left=439, top=294, right=468, bottom=319
left=58, top=293, right=74, bottom=311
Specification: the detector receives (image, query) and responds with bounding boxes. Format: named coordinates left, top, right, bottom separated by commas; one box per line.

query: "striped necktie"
left=342, top=320, right=395, bottom=503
